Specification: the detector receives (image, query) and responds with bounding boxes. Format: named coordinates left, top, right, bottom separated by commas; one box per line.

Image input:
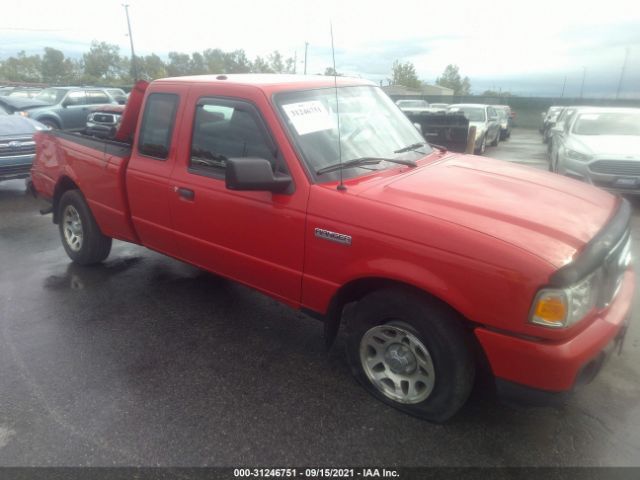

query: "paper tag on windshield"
left=282, top=101, right=334, bottom=135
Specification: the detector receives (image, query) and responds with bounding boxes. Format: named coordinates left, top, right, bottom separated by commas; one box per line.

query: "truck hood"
left=569, top=135, right=640, bottom=157
left=357, top=155, right=616, bottom=268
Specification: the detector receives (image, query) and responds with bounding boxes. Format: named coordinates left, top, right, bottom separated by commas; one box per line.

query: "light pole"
left=560, top=75, right=566, bottom=98
left=616, top=47, right=630, bottom=99
left=579, top=66, right=586, bottom=99
left=303, top=42, right=309, bottom=75
left=122, top=4, right=138, bottom=80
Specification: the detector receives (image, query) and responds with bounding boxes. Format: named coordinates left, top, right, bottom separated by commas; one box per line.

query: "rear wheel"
left=58, top=190, right=112, bottom=264
left=346, top=288, right=475, bottom=422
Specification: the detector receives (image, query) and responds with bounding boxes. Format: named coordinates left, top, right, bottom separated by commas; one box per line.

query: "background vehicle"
left=85, top=104, right=125, bottom=139
left=429, top=103, right=449, bottom=112
left=547, top=106, right=580, bottom=163
left=495, top=108, right=511, bottom=140
left=396, top=99, right=430, bottom=113
left=448, top=103, right=501, bottom=154
left=10, top=87, right=119, bottom=130
left=30, top=75, right=634, bottom=422
left=541, top=106, right=563, bottom=142
left=551, top=107, right=640, bottom=193
left=0, top=103, right=48, bottom=182
left=0, top=86, right=42, bottom=98
left=104, top=88, right=128, bottom=105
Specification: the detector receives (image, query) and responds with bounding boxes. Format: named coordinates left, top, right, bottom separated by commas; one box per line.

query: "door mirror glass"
left=225, top=157, right=291, bottom=193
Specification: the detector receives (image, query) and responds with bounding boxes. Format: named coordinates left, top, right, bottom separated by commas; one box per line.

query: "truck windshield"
left=275, top=86, right=431, bottom=182
left=35, top=88, right=67, bottom=105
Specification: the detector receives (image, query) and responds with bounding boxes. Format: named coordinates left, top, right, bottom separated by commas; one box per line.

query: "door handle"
left=175, top=186, right=195, bottom=200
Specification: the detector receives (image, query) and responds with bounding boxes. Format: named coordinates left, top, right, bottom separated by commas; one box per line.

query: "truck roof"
left=154, top=74, right=374, bottom=92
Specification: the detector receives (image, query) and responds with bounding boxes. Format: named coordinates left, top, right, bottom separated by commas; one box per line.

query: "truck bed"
left=32, top=130, right=139, bottom=243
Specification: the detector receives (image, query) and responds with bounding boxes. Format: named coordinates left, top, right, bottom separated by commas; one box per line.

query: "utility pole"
left=122, top=4, right=138, bottom=81
left=303, top=42, right=309, bottom=75
left=616, top=47, right=630, bottom=99
left=560, top=76, right=566, bottom=98
left=293, top=50, right=297, bottom=74
left=579, top=66, right=586, bottom=99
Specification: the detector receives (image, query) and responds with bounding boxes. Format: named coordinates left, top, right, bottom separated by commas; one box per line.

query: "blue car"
left=3, top=87, right=118, bottom=131
left=0, top=102, right=48, bottom=182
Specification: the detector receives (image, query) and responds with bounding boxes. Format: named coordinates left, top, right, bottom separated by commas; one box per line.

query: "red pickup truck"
left=30, top=75, right=634, bottom=421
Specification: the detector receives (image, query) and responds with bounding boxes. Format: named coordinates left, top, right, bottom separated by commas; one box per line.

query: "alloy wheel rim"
left=63, top=205, right=83, bottom=252
left=359, top=323, right=435, bottom=404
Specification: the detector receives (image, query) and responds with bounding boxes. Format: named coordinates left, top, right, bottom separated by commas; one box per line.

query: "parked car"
left=547, top=106, right=580, bottom=161
left=104, top=88, right=128, bottom=105
left=448, top=104, right=501, bottom=154
left=396, top=99, right=431, bottom=114
left=7, top=87, right=119, bottom=131
left=495, top=108, right=511, bottom=140
left=0, top=86, right=42, bottom=98
left=541, top=106, right=563, bottom=141
left=0, top=103, right=48, bottom=182
left=85, top=104, right=125, bottom=139
left=429, top=103, right=449, bottom=112
left=550, top=107, right=640, bottom=193
left=30, top=75, right=634, bottom=422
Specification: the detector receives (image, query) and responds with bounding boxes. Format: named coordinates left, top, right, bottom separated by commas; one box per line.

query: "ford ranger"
left=30, top=75, right=634, bottom=421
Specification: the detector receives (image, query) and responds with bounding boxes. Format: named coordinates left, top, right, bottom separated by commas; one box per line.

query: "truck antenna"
left=330, top=21, right=346, bottom=191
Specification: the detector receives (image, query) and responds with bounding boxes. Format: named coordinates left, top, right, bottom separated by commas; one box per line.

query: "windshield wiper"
left=393, top=142, right=428, bottom=154
left=316, top=157, right=417, bottom=175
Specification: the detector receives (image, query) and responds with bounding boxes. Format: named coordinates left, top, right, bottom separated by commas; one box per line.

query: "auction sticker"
left=282, top=101, right=334, bottom=135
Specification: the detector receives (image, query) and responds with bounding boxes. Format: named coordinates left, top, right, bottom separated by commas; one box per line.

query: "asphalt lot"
left=1, top=128, right=639, bottom=467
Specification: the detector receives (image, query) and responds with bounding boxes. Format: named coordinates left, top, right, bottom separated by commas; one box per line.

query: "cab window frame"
left=187, top=96, right=285, bottom=181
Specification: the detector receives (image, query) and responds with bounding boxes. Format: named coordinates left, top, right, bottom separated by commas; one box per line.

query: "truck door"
left=126, top=88, right=186, bottom=256
left=168, top=95, right=306, bottom=306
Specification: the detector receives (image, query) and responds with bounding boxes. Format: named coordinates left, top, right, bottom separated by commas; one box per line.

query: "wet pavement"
left=0, top=128, right=639, bottom=466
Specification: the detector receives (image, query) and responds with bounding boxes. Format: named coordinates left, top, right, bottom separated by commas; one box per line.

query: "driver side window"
left=189, top=99, right=277, bottom=176
left=65, top=91, right=86, bottom=106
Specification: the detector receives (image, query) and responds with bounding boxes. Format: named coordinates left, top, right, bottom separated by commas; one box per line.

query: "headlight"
left=530, top=271, right=600, bottom=328
left=566, top=149, right=591, bottom=161
left=16, top=111, right=30, bottom=117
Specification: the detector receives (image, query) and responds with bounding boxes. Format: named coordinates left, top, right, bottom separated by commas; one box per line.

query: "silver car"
left=551, top=107, right=640, bottom=194
left=448, top=104, right=501, bottom=154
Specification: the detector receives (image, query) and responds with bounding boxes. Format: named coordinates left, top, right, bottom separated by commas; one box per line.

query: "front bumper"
left=475, top=268, right=634, bottom=392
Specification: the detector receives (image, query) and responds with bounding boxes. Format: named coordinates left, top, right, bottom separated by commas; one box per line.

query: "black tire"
left=346, top=288, right=475, bottom=422
left=490, top=130, right=499, bottom=147
left=40, top=118, right=60, bottom=129
left=58, top=190, right=112, bottom=265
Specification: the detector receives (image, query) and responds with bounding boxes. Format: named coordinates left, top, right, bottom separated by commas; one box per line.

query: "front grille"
left=0, top=138, right=36, bottom=157
left=0, top=163, right=32, bottom=175
left=92, top=113, right=119, bottom=124
left=598, top=230, right=631, bottom=308
left=590, top=160, right=640, bottom=176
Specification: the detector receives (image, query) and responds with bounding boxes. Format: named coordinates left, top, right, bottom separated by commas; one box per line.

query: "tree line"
left=0, top=41, right=298, bottom=85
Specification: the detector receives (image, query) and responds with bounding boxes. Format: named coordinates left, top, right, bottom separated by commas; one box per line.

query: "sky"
left=1, top=0, right=640, bottom=97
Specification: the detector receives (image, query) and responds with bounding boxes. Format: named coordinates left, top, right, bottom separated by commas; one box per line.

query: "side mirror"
left=225, top=157, right=291, bottom=193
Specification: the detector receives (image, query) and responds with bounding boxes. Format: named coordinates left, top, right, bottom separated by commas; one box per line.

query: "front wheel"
left=58, top=190, right=112, bottom=265
left=346, top=289, right=475, bottom=422
left=490, top=130, right=500, bottom=147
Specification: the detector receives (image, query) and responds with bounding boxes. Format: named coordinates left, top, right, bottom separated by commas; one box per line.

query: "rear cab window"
left=137, top=93, right=179, bottom=159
